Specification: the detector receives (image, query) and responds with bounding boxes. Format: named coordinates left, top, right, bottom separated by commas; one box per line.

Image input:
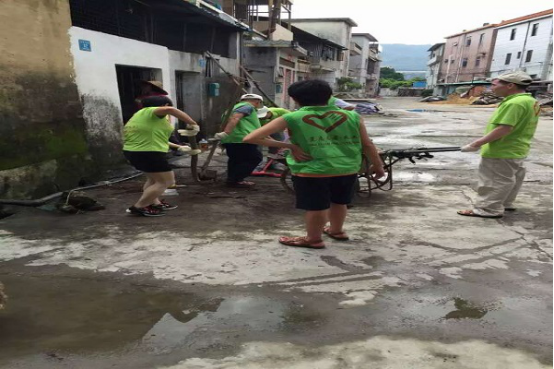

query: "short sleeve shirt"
left=481, top=93, right=540, bottom=159
left=123, top=107, right=173, bottom=152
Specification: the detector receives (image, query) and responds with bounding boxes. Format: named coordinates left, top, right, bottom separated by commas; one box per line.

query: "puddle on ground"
left=444, top=298, right=488, bottom=320
left=391, top=171, right=437, bottom=182
left=406, top=109, right=445, bottom=113
left=0, top=272, right=296, bottom=361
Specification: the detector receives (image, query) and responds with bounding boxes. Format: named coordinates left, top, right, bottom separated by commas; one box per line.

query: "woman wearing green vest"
left=123, top=96, right=199, bottom=217
left=244, top=80, right=385, bottom=248
left=215, top=94, right=264, bottom=188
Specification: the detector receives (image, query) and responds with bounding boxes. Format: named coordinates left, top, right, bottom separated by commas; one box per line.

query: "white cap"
left=257, top=106, right=270, bottom=118
left=240, top=93, right=264, bottom=101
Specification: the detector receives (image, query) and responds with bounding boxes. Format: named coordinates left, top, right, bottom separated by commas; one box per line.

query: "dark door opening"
left=116, top=65, right=160, bottom=123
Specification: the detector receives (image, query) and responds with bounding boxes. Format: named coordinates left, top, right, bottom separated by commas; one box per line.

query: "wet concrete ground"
left=0, top=97, right=552, bottom=368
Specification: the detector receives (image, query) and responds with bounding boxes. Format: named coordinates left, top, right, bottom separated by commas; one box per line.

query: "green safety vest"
left=221, top=102, right=262, bottom=144
left=283, top=105, right=362, bottom=175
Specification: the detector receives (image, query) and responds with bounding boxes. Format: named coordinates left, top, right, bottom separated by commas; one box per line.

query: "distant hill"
left=380, top=44, right=432, bottom=71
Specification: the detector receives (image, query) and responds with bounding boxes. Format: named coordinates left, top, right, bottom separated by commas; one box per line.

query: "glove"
left=177, top=145, right=191, bottom=153
left=186, top=124, right=200, bottom=132
left=461, top=144, right=480, bottom=152
left=178, top=129, right=199, bottom=137
left=214, top=132, right=228, bottom=140
left=189, top=149, right=202, bottom=156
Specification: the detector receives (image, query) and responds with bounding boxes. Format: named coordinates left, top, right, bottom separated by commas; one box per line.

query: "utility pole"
left=268, top=0, right=282, bottom=40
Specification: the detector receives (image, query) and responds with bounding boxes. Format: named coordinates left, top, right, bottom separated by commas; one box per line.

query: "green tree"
left=336, top=77, right=363, bottom=92
left=379, top=67, right=405, bottom=81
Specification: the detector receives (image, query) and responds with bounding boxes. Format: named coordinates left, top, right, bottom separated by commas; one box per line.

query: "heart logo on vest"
left=301, top=111, right=348, bottom=132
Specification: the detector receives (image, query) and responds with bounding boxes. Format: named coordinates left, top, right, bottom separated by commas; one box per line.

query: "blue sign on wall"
left=199, top=59, right=206, bottom=68
left=78, top=39, right=92, bottom=52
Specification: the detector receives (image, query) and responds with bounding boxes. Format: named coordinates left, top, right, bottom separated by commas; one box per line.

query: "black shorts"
left=292, top=174, right=357, bottom=211
left=123, top=151, right=172, bottom=173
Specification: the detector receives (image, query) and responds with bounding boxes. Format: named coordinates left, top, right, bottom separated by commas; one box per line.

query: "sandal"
left=457, top=210, right=503, bottom=219
left=323, top=226, right=350, bottom=241
left=278, top=236, right=325, bottom=249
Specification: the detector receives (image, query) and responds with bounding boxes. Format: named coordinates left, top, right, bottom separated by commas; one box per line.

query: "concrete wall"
left=70, top=27, right=171, bottom=168
left=490, top=16, right=553, bottom=79
left=426, top=45, right=444, bottom=89
left=439, top=27, right=497, bottom=83
left=350, top=36, right=370, bottom=85
left=0, top=0, right=92, bottom=199
left=71, top=27, right=240, bottom=143
left=244, top=47, right=279, bottom=105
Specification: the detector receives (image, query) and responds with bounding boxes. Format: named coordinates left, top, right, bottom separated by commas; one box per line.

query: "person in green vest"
left=256, top=106, right=290, bottom=168
left=244, top=80, right=385, bottom=248
left=215, top=94, right=265, bottom=188
left=123, top=96, right=199, bottom=217
left=458, top=71, right=540, bottom=218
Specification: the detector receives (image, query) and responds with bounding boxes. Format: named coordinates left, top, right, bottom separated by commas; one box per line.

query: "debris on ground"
left=0, top=282, right=6, bottom=310
left=355, top=102, right=383, bottom=114
left=536, top=92, right=553, bottom=107
left=471, top=91, right=503, bottom=105
left=55, top=191, right=106, bottom=214
left=420, top=96, right=446, bottom=102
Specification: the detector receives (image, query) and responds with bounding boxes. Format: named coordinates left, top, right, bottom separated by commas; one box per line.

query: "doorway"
left=115, top=65, right=161, bottom=123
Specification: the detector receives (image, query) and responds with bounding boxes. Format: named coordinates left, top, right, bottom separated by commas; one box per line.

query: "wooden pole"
left=240, top=65, right=279, bottom=107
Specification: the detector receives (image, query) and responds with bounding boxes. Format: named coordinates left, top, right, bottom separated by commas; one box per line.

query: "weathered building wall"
left=291, top=20, right=354, bottom=84
left=490, top=15, right=553, bottom=79
left=71, top=27, right=241, bottom=145
left=439, top=26, right=497, bottom=83
left=0, top=0, right=92, bottom=199
left=69, top=27, right=172, bottom=168
left=244, top=47, right=279, bottom=104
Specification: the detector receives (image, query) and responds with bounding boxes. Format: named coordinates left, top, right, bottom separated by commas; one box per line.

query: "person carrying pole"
left=215, top=94, right=265, bottom=188
left=458, top=71, right=540, bottom=218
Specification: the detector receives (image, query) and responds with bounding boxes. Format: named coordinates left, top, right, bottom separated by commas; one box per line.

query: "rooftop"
left=428, top=43, right=445, bottom=52
left=290, top=18, right=358, bottom=27
left=352, top=33, right=378, bottom=42
left=446, top=23, right=496, bottom=38
left=497, top=9, right=553, bottom=28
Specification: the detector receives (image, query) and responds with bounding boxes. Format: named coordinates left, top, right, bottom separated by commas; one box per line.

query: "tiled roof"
left=497, top=9, right=553, bottom=27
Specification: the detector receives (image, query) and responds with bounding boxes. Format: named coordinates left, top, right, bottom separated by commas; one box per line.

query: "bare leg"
left=135, top=172, right=173, bottom=208
left=305, top=210, right=328, bottom=242
left=328, top=203, right=348, bottom=234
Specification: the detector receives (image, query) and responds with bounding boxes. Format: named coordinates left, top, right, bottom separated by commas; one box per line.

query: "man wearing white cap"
left=215, top=94, right=264, bottom=188
left=458, top=71, right=540, bottom=218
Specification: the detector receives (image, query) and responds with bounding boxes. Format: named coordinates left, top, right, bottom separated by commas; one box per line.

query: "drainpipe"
left=455, top=34, right=466, bottom=82
left=518, top=21, right=531, bottom=70
left=541, top=22, right=553, bottom=80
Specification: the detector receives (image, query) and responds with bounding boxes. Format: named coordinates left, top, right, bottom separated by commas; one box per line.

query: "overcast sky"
left=290, top=0, right=553, bottom=44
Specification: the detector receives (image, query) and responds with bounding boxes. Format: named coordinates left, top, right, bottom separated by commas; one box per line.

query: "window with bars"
left=70, top=0, right=233, bottom=57
left=70, top=0, right=151, bottom=42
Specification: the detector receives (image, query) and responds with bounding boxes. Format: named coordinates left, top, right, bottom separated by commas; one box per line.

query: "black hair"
left=141, top=95, right=173, bottom=107
left=288, top=79, right=332, bottom=106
